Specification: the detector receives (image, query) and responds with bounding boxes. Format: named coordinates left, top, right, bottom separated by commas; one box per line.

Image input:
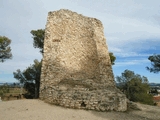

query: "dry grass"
left=1, top=87, right=26, bottom=101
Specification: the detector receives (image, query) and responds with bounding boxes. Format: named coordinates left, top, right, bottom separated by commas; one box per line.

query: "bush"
left=116, top=69, right=154, bottom=105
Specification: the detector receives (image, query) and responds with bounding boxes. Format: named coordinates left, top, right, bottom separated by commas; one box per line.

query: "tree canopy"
left=146, top=54, right=160, bottom=73
left=0, top=36, right=12, bottom=62
left=30, top=29, right=45, bottom=54
left=116, top=69, right=154, bottom=105
left=13, top=59, right=42, bottom=98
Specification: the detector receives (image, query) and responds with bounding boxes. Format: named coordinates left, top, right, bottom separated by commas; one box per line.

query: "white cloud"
left=115, top=52, right=151, bottom=58
left=115, top=59, right=149, bottom=66
left=107, top=37, right=160, bottom=58
left=104, top=15, right=160, bottom=40
left=109, top=47, right=122, bottom=53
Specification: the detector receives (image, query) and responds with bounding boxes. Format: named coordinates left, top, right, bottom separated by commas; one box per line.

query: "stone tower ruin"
left=40, top=9, right=127, bottom=111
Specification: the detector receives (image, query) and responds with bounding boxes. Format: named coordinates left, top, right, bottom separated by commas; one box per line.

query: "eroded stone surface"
left=40, top=9, right=127, bottom=111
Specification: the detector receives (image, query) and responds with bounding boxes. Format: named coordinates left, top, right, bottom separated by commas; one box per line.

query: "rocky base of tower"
left=40, top=87, right=127, bottom=111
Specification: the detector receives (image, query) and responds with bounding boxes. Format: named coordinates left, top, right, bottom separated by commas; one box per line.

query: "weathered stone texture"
left=40, top=9, right=127, bottom=111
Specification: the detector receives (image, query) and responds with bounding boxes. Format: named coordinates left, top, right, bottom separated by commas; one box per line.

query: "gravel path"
left=0, top=99, right=160, bottom=120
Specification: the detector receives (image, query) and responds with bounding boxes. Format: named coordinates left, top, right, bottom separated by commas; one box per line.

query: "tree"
left=116, top=69, right=154, bottom=105
left=13, top=29, right=44, bottom=98
left=146, top=54, right=160, bottom=73
left=23, top=82, right=35, bottom=98
left=13, top=59, right=42, bottom=98
left=0, top=36, right=12, bottom=62
left=109, top=52, right=116, bottom=65
left=30, top=29, right=45, bottom=54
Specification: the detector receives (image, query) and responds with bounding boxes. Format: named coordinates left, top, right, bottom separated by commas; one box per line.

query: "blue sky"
left=0, top=0, right=160, bottom=83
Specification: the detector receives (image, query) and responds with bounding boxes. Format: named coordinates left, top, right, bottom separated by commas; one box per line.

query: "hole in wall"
left=81, top=102, right=86, bottom=107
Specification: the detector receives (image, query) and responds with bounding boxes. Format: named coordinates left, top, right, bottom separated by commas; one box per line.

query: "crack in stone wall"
left=40, top=9, right=127, bottom=111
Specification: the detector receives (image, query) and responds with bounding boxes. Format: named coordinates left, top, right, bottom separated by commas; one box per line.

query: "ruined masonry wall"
left=40, top=9, right=127, bottom=111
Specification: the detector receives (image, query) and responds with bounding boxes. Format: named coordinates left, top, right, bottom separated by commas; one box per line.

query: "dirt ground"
left=0, top=99, right=160, bottom=120
left=156, top=102, right=160, bottom=107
